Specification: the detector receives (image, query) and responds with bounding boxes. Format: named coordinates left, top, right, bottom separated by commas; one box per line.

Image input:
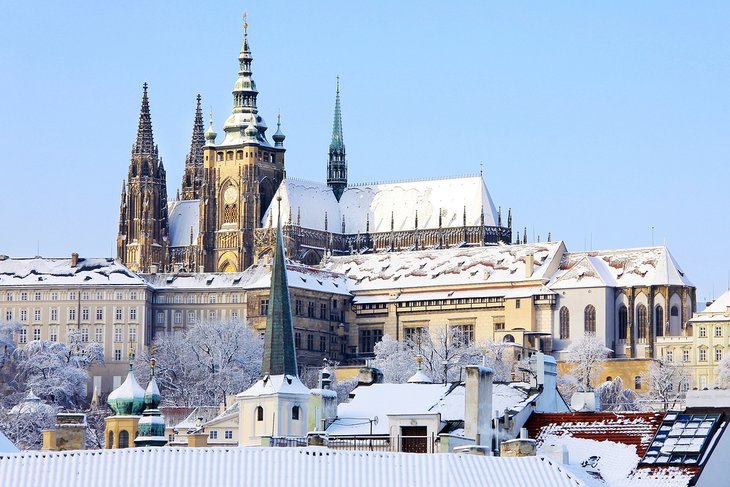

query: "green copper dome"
left=107, top=364, right=145, bottom=416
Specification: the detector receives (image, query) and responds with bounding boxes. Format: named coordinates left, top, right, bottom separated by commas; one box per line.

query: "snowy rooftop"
left=551, top=247, right=693, bottom=289
left=237, top=374, right=311, bottom=398
left=327, top=381, right=537, bottom=436
left=0, top=446, right=594, bottom=487
left=0, top=257, right=146, bottom=287
left=323, top=241, right=564, bottom=292
left=262, top=175, right=500, bottom=234
left=144, top=263, right=350, bottom=296
left=168, top=199, right=200, bottom=248
left=698, top=289, right=730, bottom=315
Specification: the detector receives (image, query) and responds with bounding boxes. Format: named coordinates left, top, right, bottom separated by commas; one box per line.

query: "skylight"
left=641, top=412, right=721, bottom=466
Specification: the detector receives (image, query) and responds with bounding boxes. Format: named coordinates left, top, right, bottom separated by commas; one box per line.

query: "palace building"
left=116, top=18, right=512, bottom=275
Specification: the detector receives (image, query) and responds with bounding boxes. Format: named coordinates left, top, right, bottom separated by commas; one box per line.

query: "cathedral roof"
left=168, top=199, right=200, bottom=248
left=551, top=246, right=694, bottom=289
left=262, top=175, right=499, bottom=234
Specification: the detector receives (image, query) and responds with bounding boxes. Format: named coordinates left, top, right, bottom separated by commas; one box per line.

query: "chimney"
left=186, top=433, right=208, bottom=448
left=41, top=430, right=57, bottom=451
left=54, top=413, right=87, bottom=450
left=71, top=253, right=79, bottom=267
left=464, top=365, right=493, bottom=448
left=541, top=442, right=570, bottom=464
left=524, top=253, right=534, bottom=278
left=358, top=367, right=384, bottom=386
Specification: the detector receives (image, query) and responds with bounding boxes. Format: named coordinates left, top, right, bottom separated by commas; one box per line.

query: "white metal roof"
left=0, top=446, right=593, bottom=487
left=168, top=199, right=200, bottom=248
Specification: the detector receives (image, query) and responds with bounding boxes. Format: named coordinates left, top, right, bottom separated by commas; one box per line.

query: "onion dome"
left=272, top=113, right=285, bottom=147
left=205, top=111, right=217, bottom=145
left=135, top=356, right=167, bottom=447
left=107, top=354, right=145, bottom=416
left=407, top=355, right=433, bottom=384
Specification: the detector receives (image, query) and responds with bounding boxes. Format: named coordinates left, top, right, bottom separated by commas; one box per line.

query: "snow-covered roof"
left=0, top=446, right=593, bottom=487
left=551, top=247, right=693, bottom=289
left=0, top=431, right=17, bottom=453
left=324, top=242, right=564, bottom=292
left=144, top=263, right=350, bottom=296
left=699, top=289, right=730, bottom=315
left=0, top=257, right=147, bottom=287
left=168, top=199, right=200, bottom=248
left=262, top=175, right=499, bottom=233
left=237, top=374, right=310, bottom=398
left=327, top=382, right=537, bottom=436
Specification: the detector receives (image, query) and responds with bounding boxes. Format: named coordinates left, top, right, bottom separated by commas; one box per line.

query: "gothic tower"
left=199, top=15, right=286, bottom=272
left=327, top=78, right=347, bottom=201
left=181, top=94, right=205, bottom=200
left=117, top=83, right=169, bottom=273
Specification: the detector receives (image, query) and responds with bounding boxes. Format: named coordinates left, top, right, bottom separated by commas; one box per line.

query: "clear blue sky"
left=1, top=1, right=728, bottom=302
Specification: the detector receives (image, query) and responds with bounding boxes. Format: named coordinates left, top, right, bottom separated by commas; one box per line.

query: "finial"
left=277, top=195, right=282, bottom=222
left=336, top=75, right=340, bottom=95
left=209, top=110, right=214, bottom=127
left=480, top=161, right=483, bottom=178
left=277, top=111, right=281, bottom=128
left=243, top=11, right=248, bottom=36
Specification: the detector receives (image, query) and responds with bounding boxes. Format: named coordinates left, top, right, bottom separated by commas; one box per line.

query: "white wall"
left=552, top=287, right=612, bottom=356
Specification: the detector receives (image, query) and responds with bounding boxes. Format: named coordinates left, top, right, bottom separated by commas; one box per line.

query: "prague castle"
left=116, top=19, right=512, bottom=275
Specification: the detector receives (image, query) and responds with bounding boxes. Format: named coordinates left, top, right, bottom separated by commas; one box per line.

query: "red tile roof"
left=525, top=412, right=664, bottom=457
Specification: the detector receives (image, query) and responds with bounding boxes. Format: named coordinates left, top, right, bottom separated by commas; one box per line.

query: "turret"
left=135, top=356, right=167, bottom=447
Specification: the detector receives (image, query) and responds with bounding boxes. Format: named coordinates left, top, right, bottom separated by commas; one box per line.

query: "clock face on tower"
left=223, top=186, right=238, bottom=205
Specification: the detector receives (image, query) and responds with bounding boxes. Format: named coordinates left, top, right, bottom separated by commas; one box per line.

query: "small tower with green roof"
left=105, top=348, right=145, bottom=449
left=134, top=356, right=168, bottom=447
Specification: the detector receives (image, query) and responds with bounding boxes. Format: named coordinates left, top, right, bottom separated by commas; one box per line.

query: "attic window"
left=206, top=277, right=214, bottom=285
left=316, top=279, right=323, bottom=285
left=300, top=277, right=307, bottom=283
left=166, top=276, right=174, bottom=284
left=233, top=277, right=242, bottom=284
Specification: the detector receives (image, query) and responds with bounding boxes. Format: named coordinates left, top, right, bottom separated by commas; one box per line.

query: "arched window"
left=606, top=376, right=613, bottom=382
left=255, top=406, right=264, bottom=422
left=634, top=376, right=642, bottom=390
left=584, top=305, right=596, bottom=333
left=618, top=305, right=628, bottom=340
left=670, top=305, right=679, bottom=317
left=655, top=305, right=664, bottom=337
left=637, top=304, right=648, bottom=341
left=118, top=430, right=129, bottom=449
left=292, top=405, right=300, bottom=421
left=108, top=430, right=114, bottom=449
left=503, top=334, right=515, bottom=343
left=559, top=307, right=570, bottom=339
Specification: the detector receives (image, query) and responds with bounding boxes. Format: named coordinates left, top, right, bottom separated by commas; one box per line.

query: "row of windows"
left=697, top=326, right=725, bottom=338
left=155, top=293, right=241, bottom=305
left=208, top=430, right=234, bottom=440
left=254, top=405, right=300, bottom=422
left=214, top=150, right=275, bottom=163
left=294, top=332, right=340, bottom=352
left=157, top=310, right=239, bottom=326
left=16, top=325, right=137, bottom=345
left=3, top=290, right=141, bottom=302
left=292, top=299, right=344, bottom=322
left=2, top=307, right=138, bottom=323
left=560, top=304, right=681, bottom=340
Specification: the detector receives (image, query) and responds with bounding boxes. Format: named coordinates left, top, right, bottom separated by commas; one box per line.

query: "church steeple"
left=261, top=214, right=298, bottom=377
left=221, top=12, right=270, bottom=146
left=181, top=95, right=205, bottom=200
left=327, top=77, right=347, bottom=201
left=116, top=83, right=169, bottom=273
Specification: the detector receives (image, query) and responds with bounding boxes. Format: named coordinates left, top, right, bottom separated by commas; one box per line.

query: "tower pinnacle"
left=181, top=94, right=206, bottom=199
left=327, top=77, right=347, bottom=201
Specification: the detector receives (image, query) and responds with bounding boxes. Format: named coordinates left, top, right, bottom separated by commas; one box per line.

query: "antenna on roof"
left=651, top=226, right=655, bottom=246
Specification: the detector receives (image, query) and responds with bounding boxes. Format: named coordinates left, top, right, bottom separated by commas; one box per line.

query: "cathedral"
left=117, top=19, right=512, bottom=274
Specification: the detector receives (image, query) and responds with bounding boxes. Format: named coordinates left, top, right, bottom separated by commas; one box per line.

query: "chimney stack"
left=524, top=253, right=534, bottom=278
left=464, top=365, right=493, bottom=448
left=71, top=253, right=79, bottom=267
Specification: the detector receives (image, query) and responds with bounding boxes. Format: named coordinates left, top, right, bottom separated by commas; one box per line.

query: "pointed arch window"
left=559, top=307, right=570, bottom=339
left=618, top=305, right=628, bottom=340
left=655, top=305, right=664, bottom=337
left=670, top=305, right=679, bottom=317
left=584, top=305, right=596, bottom=333
left=637, top=304, right=648, bottom=341
left=108, top=431, right=114, bottom=449
left=292, top=406, right=300, bottom=421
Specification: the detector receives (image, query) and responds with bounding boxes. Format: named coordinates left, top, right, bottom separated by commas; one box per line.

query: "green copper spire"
left=261, top=211, right=298, bottom=377
left=327, top=77, right=347, bottom=201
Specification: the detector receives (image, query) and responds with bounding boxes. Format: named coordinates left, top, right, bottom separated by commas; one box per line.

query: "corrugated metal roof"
left=0, top=447, right=594, bottom=487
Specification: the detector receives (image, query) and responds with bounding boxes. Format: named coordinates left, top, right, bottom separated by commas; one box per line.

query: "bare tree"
left=597, top=376, right=641, bottom=411
left=565, top=333, right=609, bottom=392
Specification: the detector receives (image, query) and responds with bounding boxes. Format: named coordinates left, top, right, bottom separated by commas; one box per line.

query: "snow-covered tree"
left=0, top=402, right=55, bottom=450
left=372, top=328, right=484, bottom=384
left=482, top=339, right=516, bottom=382
left=597, top=376, right=641, bottom=411
left=138, top=318, right=263, bottom=407
left=646, top=358, right=688, bottom=411
left=565, top=333, right=609, bottom=391
left=715, top=354, right=730, bottom=389
left=12, top=330, right=104, bottom=409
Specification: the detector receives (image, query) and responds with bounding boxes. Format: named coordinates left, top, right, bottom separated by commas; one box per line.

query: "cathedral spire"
left=261, top=216, right=298, bottom=377
left=327, top=77, right=347, bottom=201
left=134, top=83, right=155, bottom=157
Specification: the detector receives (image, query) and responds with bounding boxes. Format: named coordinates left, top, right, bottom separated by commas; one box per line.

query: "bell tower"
left=199, top=13, right=286, bottom=272
left=117, top=83, right=169, bottom=273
